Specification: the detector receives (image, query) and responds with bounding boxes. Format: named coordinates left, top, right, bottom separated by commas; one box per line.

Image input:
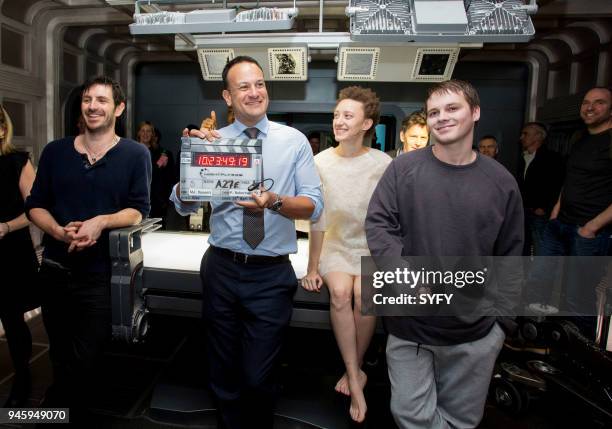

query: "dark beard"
left=85, top=113, right=114, bottom=135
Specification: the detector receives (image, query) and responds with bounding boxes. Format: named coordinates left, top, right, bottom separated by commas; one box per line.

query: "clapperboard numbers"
left=180, top=136, right=264, bottom=202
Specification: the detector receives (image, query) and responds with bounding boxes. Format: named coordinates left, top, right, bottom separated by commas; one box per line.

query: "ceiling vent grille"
left=349, top=0, right=413, bottom=37
left=411, top=47, right=459, bottom=81
left=467, top=0, right=535, bottom=35
left=197, top=48, right=234, bottom=80
left=337, top=47, right=380, bottom=81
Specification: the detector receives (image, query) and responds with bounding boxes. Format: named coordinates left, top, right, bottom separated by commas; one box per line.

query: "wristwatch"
left=269, top=193, right=283, bottom=212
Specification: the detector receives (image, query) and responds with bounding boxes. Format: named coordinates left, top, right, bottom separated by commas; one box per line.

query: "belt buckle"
left=233, top=252, right=248, bottom=264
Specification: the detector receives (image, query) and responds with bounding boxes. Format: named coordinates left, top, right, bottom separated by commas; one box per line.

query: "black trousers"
left=200, top=247, right=297, bottom=429
left=0, top=306, right=32, bottom=375
left=38, top=262, right=111, bottom=412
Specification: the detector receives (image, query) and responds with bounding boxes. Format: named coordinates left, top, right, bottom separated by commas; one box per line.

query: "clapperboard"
left=180, top=136, right=263, bottom=202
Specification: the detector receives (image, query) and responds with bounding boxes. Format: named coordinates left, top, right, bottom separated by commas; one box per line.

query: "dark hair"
left=336, top=86, right=380, bottom=139
left=401, top=110, right=427, bottom=133
left=307, top=132, right=320, bottom=141
left=479, top=135, right=497, bottom=143
left=81, top=75, right=126, bottom=107
left=426, top=79, right=480, bottom=112
left=222, top=56, right=264, bottom=90
left=81, top=76, right=125, bottom=107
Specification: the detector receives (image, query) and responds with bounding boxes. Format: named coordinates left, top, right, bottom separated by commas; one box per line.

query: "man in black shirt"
left=25, top=76, right=151, bottom=413
left=516, top=122, right=564, bottom=256
left=533, top=87, right=612, bottom=330
left=366, top=80, right=523, bottom=428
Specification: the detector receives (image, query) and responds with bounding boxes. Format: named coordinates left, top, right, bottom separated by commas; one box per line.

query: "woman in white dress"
left=302, top=86, right=392, bottom=423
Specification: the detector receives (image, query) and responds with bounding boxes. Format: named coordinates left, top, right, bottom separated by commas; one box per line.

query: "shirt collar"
left=230, top=116, right=270, bottom=138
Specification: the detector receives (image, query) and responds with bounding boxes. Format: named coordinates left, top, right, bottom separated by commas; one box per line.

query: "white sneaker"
left=527, top=302, right=559, bottom=315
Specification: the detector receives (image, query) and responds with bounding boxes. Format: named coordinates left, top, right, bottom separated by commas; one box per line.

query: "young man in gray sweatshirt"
left=366, top=80, right=523, bottom=428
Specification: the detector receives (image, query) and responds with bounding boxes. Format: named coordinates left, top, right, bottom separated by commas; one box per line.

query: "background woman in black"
left=0, top=105, right=38, bottom=407
left=136, top=121, right=175, bottom=227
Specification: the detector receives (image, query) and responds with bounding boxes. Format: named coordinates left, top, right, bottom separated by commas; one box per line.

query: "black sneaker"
left=3, top=372, right=31, bottom=408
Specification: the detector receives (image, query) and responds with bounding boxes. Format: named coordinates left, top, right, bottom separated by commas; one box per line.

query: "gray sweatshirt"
left=366, top=146, right=524, bottom=345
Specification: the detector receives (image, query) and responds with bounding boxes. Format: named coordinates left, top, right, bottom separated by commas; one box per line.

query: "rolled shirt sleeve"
left=293, top=137, right=323, bottom=221
left=310, top=208, right=326, bottom=232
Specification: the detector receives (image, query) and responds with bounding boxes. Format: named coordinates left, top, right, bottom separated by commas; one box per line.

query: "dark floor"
left=1, top=314, right=611, bottom=428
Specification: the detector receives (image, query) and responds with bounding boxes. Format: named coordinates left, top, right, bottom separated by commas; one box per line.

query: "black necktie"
left=242, top=127, right=264, bottom=249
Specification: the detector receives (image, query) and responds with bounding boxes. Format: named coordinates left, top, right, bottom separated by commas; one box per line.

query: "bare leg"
left=353, top=275, right=376, bottom=371
left=325, top=272, right=368, bottom=422
left=348, top=275, right=372, bottom=422
left=335, top=275, right=374, bottom=396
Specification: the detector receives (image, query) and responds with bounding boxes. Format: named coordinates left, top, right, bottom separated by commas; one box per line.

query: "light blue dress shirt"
left=171, top=116, right=323, bottom=256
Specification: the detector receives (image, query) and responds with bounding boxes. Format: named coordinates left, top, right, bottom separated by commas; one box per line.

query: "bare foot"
left=348, top=377, right=367, bottom=423
left=335, top=370, right=367, bottom=396
left=335, top=373, right=350, bottom=396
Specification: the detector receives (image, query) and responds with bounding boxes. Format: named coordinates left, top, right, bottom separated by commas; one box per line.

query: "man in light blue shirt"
left=171, top=56, right=322, bottom=429
left=172, top=116, right=322, bottom=255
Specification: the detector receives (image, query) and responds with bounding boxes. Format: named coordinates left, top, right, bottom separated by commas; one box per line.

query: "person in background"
left=529, top=87, right=612, bottom=332
left=0, top=105, right=38, bottom=407
left=201, top=110, right=217, bottom=131
left=390, top=110, right=429, bottom=157
left=201, top=108, right=235, bottom=132
left=303, top=86, right=391, bottom=423
left=516, top=122, right=564, bottom=256
left=137, top=121, right=174, bottom=227
left=478, top=135, right=499, bottom=159
left=308, top=132, right=321, bottom=154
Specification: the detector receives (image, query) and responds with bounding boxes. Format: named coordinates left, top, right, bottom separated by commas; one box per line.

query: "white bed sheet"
left=142, top=232, right=309, bottom=279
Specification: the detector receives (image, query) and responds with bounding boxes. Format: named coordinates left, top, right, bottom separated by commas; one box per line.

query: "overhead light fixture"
left=197, top=48, right=235, bottom=81
left=337, top=46, right=380, bottom=81
left=130, top=1, right=298, bottom=35
left=268, top=47, right=308, bottom=81
left=347, top=0, right=413, bottom=40
left=466, top=0, right=536, bottom=36
left=337, top=44, right=459, bottom=82
left=195, top=45, right=308, bottom=82
left=346, top=0, right=536, bottom=43
left=411, top=47, right=459, bottom=81
left=131, top=0, right=536, bottom=85
left=413, top=0, right=468, bottom=34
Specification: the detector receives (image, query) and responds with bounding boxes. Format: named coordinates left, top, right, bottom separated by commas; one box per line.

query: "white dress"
left=312, top=147, right=392, bottom=276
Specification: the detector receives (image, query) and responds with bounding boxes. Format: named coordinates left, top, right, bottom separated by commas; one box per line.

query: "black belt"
left=210, top=245, right=290, bottom=265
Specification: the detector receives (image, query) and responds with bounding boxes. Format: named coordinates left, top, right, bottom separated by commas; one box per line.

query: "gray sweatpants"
left=386, top=323, right=505, bottom=429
